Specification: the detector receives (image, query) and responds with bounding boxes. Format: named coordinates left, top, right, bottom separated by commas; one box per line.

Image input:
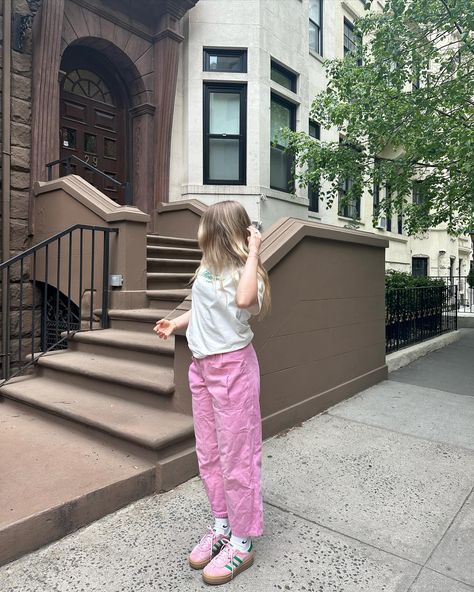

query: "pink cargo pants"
left=188, top=342, right=264, bottom=538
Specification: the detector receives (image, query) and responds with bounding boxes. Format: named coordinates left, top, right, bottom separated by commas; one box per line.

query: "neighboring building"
left=0, top=0, right=471, bottom=277
left=169, top=0, right=472, bottom=277
left=0, top=0, right=198, bottom=259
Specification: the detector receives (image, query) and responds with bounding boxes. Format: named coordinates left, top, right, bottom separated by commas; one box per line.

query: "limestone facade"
left=169, top=0, right=472, bottom=277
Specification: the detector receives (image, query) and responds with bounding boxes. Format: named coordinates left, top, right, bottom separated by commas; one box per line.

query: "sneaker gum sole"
left=189, top=556, right=212, bottom=570
left=202, top=555, right=254, bottom=585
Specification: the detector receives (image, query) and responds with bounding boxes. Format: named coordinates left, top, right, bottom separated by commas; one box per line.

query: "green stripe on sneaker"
left=225, top=564, right=233, bottom=571
left=232, top=560, right=240, bottom=567
left=234, top=556, right=243, bottom=564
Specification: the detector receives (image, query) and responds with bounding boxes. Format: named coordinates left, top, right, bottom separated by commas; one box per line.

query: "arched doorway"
left=59, top=46, right=129, bottom=204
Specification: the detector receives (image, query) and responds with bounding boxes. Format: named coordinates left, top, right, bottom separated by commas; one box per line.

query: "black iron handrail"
left=46, top=155, right=132, bottom=204
left=0, top=224, right=118, bottom=386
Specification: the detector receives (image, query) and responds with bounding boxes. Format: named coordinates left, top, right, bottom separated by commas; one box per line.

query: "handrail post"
left=2, top=267, right=11, bottom=380
left=101, top=230, right=110, bottom=329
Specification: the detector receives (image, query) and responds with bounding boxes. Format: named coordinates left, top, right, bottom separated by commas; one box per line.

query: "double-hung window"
left=385, top=185, right=392, bottom=231
left=203, top=83, right=247, bottom=185
left=413, top=180, right=428, bottom=204
left=309, top=0, right=323, bottom=55
left=308, top=120, right=321, bottom=212
left=338, top=135, right=361, bottom=219
left=270, top=94, right=296, bottom=193
left=343, top=18, right=362, bottom=65
left=338, top=177, right=361, bottom=218
left=412, top=257, right=428, bottom=277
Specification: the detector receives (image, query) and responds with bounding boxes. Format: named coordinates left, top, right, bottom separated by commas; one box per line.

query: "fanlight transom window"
left=62, top=69, right=114, bottom=105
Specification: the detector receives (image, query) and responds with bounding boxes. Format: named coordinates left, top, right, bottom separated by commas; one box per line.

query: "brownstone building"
left=1, top=0, right=198, bottom=259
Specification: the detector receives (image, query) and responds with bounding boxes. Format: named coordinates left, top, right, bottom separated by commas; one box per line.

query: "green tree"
left=283, top=0, right=474, bottom=235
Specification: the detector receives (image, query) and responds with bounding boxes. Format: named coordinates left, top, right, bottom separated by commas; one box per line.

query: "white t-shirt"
left=186, top=267, right=265, bottom=359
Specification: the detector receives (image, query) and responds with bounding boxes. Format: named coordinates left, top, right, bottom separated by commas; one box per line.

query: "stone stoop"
left=0, top=234, right=202, bottom=566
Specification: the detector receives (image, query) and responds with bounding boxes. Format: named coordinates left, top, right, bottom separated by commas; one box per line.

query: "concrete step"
left=1, top=376, right=194, bottom=452
left=0, top=399, right=155, bottom=566
left=147, top=245, right=201, bottom=260
left=147, top=272, right=194, bottom=290
left=36, top=350, right=175, bottom=398
left=147, top=234, right=199, bottom=248
left=146, top=289, right=191, bottom=309
left=146, top=257, right=200, bottom=272
left=103, top=308, right=171, bottom=332
left=66, top=328, right=174, bottom=367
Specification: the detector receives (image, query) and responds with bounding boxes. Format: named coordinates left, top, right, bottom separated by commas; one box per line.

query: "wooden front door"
left=60, top=56, right=127, bottom=203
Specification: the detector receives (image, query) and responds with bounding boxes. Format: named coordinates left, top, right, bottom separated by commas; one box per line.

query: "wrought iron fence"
left=386, top=285, right=457, bottom=354
left=430, top=275, right=474, bottom=314
left=0, top=224, right=118, bottom=385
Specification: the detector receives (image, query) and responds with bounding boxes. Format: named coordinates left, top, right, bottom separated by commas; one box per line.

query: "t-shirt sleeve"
left=247, top=276, right=265, bottom=316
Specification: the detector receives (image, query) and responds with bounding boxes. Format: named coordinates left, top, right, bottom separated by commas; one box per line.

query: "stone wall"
left=2, top=0, right=38, bottom=254
left=1, top=0, right=41, bottom=380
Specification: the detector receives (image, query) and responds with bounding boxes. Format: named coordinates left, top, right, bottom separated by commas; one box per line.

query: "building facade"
left=169, top=0, right=472, bottom=277
left=1, top=0, right=198, bottom=258
left=1, top=0, right=471, bottom=277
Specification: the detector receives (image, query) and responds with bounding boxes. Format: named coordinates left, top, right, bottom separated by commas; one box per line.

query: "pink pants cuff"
left=189, top=343, right=264, bottom=538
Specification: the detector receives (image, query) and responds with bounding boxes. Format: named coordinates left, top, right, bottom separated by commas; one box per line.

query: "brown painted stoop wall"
left=0, top=192, right=387, bottom=566
left=173, top=213, right=389, bottom=436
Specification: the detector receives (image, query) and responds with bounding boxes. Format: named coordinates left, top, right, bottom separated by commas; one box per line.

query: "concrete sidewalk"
left=2, top=330, right=474, bottom=592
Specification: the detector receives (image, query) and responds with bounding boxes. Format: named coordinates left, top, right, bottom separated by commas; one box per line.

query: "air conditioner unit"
left=376, top=217, right=387, bottom=230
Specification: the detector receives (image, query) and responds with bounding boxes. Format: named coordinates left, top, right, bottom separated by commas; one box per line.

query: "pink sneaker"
left=189, top=527, right=229, bottom=570
left=202, top=540, right=254, bottom=585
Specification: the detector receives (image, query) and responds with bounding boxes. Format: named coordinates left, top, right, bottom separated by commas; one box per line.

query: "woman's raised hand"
left=247, top=225, right=262, bottom=256
left=153, top=318, right=176, bottom=340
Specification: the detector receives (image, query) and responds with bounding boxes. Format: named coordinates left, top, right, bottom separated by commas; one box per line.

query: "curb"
left=386, top=330, right=463, bottom=373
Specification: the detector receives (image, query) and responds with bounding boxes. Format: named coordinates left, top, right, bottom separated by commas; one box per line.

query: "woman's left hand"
left=247, top=225, right=261, bottom=256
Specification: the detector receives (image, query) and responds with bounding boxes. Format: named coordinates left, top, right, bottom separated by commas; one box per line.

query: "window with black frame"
left=413, top=179, right=428, bottom=204
left=203, top=83, right=247, bottom=185
left=270, top=94, right=296, bottom=192
left=338, top=135, right=361, bottom=219
left=270, top=61, right=297, bottom=93
left=203, top=48, right=247, bottom=73
left=343, top=18, right=362, bottom=65
left=309, top=0, right=323, bottom=55
left=397, top=211, right=403, bottom=234
left=385, top=185, right=393, bottom=232
left=338, top=177, right=361, bottom=218
left=412, top=257, right=428, bottom=277
left=308, top=120, right=321, bottom=212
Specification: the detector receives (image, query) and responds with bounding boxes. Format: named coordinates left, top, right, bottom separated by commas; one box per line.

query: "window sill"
left=380, top=232, right=409, bottom=243
left=308, top=211, right=321, bottom=219
left=264, top=187, right=309, bottom=206
left=338, top=215, right=365, bottom=226
left=270, top=81, right=300, bottom=105
left=309, top=49, right=325, bottom=65
left=202, top=72, right=248, bottom=81
left=182, top=184, right=262, bottom=195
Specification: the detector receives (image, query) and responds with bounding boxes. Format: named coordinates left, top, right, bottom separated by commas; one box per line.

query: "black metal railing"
left=46, top=155, right=132, bottom=204
left=430, top=275, right=474, bottom=314
left=0, top=224, right=118, bottom=385
left=386, top=285, right=457, bottom=354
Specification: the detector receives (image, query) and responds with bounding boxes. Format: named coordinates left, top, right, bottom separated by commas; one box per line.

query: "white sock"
left=230, top=534, right=251, bottom=552
left=213, top=517, right=230, bottom=535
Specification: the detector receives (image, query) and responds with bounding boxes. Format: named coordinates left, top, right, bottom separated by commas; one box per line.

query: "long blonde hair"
left=195, top=200, right=271, bottom=318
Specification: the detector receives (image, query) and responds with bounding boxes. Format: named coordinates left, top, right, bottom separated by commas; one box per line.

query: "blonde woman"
left=154, top=200, right=270, bottom=585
